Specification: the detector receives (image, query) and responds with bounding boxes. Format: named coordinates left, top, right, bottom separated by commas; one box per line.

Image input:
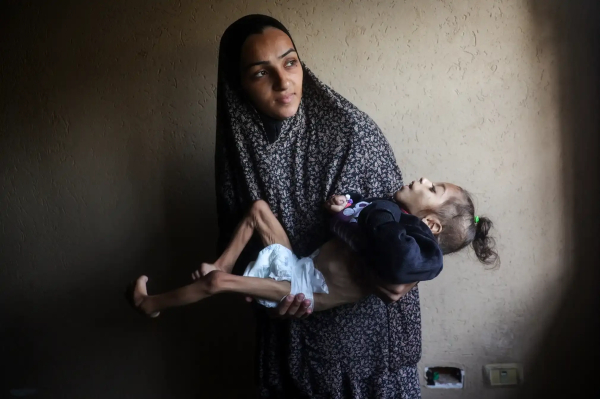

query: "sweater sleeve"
left=329, top=193, right=367, bottom=252
left=358, top=203, right=444, bottom=284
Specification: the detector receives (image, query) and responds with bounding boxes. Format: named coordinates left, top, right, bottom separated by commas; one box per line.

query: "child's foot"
left=191, top=263, right=220, bottom=280
left=128, top=276, right=160, bottom=318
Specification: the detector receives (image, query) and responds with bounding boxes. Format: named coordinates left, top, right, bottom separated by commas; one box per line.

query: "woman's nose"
left=420, top=177, right=432, bottom=186
left=273, top=70, right=290, bottom=91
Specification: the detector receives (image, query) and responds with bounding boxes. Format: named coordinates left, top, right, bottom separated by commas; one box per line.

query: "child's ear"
left=421, top=214, right=443, bottom=235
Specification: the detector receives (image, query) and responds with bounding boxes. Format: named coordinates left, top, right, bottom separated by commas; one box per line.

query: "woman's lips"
left=277, top=94, right=295, bottom=104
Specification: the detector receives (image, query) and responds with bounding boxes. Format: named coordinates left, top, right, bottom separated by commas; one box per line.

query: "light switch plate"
left=483, top=363, right=523, bottom=386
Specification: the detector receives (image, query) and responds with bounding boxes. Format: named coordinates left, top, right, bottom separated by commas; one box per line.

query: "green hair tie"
left=474, top=216, right=480, bottom=224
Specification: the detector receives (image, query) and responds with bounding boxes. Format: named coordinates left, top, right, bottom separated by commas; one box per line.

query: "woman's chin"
left=270, top=104, right=300, bottom=120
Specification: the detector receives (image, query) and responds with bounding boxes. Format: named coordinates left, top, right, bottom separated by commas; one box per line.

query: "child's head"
left=394, top=177, right=499, bottom=266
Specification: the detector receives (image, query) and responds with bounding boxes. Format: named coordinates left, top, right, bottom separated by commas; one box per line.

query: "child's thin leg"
left=194, top=200, right=291, bottom=278
left=132, top=271, right=291, bottom=316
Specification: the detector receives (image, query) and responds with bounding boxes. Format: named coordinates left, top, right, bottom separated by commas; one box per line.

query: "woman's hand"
left=245, top=294, right=313, bottom=318
left=324, top=195, right=348, bottom=214
left=273, top=294, right=313, bottom=318
left=375, top=281, right=418, bottom=303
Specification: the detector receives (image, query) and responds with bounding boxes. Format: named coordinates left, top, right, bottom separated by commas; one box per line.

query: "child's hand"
left=324, top=195, right=349, bottom=213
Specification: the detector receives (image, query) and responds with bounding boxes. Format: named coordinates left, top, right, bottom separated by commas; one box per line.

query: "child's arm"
left=324, top=193, right=365, bottom=214
left=324, top=194, right=350, bottom=213
left=324, top=193, right=369, bottom=252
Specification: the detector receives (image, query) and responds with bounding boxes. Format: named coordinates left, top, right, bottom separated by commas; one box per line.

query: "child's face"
left=394, top=177, right=461, bottom=217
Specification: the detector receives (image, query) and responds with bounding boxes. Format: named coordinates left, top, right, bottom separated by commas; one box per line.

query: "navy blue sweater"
left=330, top=194, right=443, bottom=284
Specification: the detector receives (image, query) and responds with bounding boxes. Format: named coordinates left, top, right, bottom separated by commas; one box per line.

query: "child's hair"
left=432, top=188, right=499, bottom=266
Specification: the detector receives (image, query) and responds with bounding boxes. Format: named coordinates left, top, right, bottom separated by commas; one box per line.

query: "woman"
left=215, top=15, right=422, bottom=398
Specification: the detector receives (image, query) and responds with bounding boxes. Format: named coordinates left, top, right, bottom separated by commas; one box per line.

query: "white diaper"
left=242, top=244, right=329, bottom=309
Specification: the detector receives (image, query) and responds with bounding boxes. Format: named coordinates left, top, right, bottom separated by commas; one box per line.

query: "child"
left=326, top=189, right=444, bottom=286
left=129, top=177, right=498, bottom=317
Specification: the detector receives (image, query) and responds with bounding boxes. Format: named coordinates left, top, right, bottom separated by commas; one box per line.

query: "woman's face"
left=240, top=27, right=303, bottom=120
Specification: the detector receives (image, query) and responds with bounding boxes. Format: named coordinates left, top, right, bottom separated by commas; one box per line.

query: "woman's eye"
left=430, top=185, right=436, bottom=193
left=254, top=70, right=266, bottom=78
left=285, top=59, right=298, bottom=67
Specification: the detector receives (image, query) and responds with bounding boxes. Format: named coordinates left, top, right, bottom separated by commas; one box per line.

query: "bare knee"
left=204, top=271, right=226, bottom=295
left=249, top=200, right=271, bottom=220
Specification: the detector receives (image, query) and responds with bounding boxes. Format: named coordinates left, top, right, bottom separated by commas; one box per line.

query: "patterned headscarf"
left=216, top=14, right=403, bottom=257
left=215, top=15, right=422, bottom=398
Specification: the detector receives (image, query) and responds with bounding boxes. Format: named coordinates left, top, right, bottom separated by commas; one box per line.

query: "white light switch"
left=484, top=363, right=523, bottom=386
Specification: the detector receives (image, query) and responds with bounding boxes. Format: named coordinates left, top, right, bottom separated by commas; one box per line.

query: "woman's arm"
left=375, top=281, right=418, bottom=302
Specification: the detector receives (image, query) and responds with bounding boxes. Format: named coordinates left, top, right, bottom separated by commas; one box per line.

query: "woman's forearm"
left=376, top=282, right=418, bottom=302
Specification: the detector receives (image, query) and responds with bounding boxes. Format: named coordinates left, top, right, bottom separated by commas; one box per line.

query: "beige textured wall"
left=1, top=0, right=563, bottom=397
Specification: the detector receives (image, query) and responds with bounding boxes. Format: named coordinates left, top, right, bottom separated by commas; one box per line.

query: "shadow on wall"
left=0, top=1, right=257, bottom=398
left=518, top=1, right=600, bottom=397
left=151, top=38, right=258, bottom=398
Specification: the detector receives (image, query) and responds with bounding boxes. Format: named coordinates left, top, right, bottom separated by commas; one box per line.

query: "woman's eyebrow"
left=279, top=48, right=296, bottom=58
left=244, top=48, right=296, bottom=70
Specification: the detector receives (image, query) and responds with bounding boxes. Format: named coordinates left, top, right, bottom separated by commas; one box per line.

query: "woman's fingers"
left=294, top=299, right=312, bottom=318
left=300, top=306, right=313, bottom=319
left=281, top=294, right=304, bottom=316
left=247, top=294, right=313, bottom=318
left=272, top=294, right=312, bottom=318
left=273, top=294, right=293, bottom=316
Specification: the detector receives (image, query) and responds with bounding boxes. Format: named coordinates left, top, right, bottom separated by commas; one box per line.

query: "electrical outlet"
left=424, top=366, right=464, bottom=389
left=483, top=363, right=523, bottom=386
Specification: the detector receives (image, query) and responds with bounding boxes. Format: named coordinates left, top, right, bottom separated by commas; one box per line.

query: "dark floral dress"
left=215, top=66, right=422, bottom=398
